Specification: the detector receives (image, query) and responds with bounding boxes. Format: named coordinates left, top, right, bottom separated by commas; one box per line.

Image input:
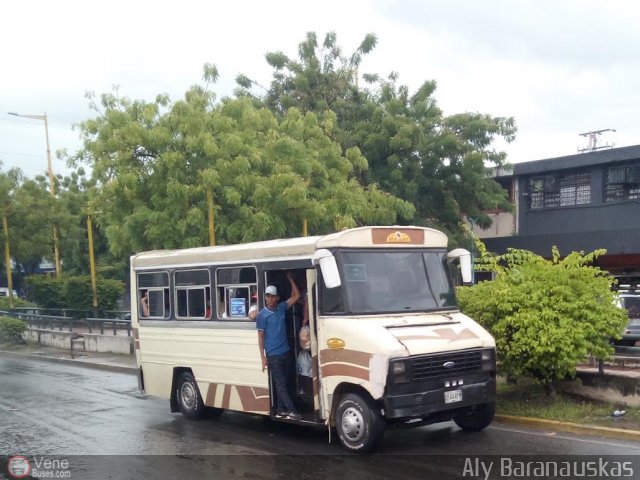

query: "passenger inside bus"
left=261, top=269, right=314, bottom=416
left=140, top=290, right=150, bottom=317
left=257, top=272, right=302, bottom=420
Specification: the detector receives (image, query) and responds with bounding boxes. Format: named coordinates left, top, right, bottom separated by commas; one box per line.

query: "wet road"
left=2, top=354, right=640, bottom=479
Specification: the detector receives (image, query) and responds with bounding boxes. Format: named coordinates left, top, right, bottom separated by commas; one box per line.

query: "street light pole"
left=2, top=209, right=14, bottom=309
left=8, top=111, right=62, bottom=277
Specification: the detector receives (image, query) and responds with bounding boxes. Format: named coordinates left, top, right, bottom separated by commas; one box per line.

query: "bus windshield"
left=337, top=249, right=457, bottom=314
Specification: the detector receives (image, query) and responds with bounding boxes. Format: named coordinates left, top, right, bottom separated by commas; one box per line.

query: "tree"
left=457, top=239, right=628, bottom=387
left=236, top=32, right=516, bottom=237
left=0, top=164, right=23, bottom=292
left=72, top=76, right=414, bottom=262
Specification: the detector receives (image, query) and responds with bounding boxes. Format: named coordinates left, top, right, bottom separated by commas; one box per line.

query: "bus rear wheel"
left=176, top=372, right=206, bottom=420
left=453, top=402, right=495, bottom=431
left=335, top=393, right=384, bottom=454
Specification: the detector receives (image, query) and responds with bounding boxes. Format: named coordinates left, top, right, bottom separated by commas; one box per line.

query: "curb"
left=0, top=349, right=137, bottom=375
left=495, top=414, right=640, bottom=441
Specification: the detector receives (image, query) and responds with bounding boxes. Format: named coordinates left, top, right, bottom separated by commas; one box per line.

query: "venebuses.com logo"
left=6, top=455, right=71, bottom=479
left=6, top=456, right=30, bottom=479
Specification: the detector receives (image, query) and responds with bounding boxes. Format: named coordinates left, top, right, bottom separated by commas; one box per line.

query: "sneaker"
left=286, top=412, right=302, bottom=421
left=275, top=411, right=288, bottom=418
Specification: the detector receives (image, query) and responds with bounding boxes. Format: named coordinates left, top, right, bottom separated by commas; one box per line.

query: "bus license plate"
left=444, top=389, right=462, bottom=404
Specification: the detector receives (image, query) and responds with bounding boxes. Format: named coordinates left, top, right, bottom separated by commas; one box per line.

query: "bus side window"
left=138, top=271, right=170, bottom=319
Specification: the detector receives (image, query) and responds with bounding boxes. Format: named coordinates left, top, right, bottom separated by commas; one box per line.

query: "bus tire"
left=335, top=393, right=384, bottom=454
left=176, top=372, right=206, bottom=420
left=453, top=402, right=495, bottom=431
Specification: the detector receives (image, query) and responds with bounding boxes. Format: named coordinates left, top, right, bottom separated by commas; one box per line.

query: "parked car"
left=614, top=293, right=640, bottom=346
left=0, top=287, right=18, bottom=298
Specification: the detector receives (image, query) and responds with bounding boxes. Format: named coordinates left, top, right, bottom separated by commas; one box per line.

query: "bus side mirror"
left=313, top=249, right=342, bottom=288
left=448, top=248, right=472, bottom=285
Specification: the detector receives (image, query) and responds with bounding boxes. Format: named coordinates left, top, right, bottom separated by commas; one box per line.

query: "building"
left=473, top=145, right=640, bottom=282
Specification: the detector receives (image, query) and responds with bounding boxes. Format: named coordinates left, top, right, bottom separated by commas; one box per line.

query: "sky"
left=1, top=0, right=638, bottom=179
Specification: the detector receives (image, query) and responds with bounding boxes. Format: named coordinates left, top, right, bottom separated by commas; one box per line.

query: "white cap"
left=265, top=285, right=278, bottom=296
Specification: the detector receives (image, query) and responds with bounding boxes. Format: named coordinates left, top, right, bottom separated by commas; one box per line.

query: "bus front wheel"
left=453, top=402, right=495, bottom=431
left=176, top=372, right=206, bottom=420
left=335, top=393, right=384, bottom=454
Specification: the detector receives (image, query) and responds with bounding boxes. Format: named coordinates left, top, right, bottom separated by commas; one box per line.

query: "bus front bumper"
left=383, top=378, right=496, bottom=419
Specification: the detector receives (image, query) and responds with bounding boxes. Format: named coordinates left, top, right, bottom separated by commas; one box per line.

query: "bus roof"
left=131, top=226, right=448, bottom=269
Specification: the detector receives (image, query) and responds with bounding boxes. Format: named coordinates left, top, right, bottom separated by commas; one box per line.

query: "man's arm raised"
left=286, top=272, right=300, bottom=308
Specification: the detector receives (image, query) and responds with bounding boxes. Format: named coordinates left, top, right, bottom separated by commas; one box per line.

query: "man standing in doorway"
left=257, top=272, right=301, bottom=420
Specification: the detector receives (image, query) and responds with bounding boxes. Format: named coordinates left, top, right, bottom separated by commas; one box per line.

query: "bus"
left=131, top=226, right=496, bottom=453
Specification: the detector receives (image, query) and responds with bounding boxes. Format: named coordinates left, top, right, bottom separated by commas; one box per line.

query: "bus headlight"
left=481, top=348, right=496, bottom=373
left=391, top=360, right=409, bottom=384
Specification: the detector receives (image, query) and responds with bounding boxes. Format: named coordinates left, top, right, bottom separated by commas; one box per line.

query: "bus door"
left=263, top=268, right=319, bottom=418
left=304, top=269, right=323, bottom=418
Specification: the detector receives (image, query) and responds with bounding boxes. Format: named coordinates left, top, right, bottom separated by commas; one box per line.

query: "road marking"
left=489, top=424, right=640, bottom=451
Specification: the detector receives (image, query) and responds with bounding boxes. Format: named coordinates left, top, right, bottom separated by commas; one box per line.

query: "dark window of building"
left=605, top=166, right=640, bottom=203
left=528, top=172, right=590, bottom=209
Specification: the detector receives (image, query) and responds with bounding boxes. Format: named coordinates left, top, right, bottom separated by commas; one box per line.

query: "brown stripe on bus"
left=235, top=385, right=269, bottom=413
left=205, top=383, right=218, bottom=407
left=221, top=384, right=232, bottom=409
left=395, top=328, right=479, bottom=343
left=319, top=349, right=371, bottom=368
left=321, top=363, right=369, bottom=381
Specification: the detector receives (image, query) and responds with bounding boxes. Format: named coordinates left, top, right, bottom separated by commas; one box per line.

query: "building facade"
left=473, top=145, right=640, bottom=281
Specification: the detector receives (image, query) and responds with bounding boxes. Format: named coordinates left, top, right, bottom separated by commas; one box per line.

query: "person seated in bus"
left=248, top=293, right=259, bottom=320
left=205, top=300, right=212, bottom=319
left=256, top=272, right=301, bottom=420
left=140, top=290, right=150, bottom=317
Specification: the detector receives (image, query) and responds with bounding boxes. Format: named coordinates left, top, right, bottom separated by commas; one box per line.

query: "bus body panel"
left=137, top=325, right=270, bottom=413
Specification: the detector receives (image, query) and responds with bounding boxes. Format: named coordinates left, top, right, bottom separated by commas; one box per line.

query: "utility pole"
left=7, top=111, right=62, bottom=277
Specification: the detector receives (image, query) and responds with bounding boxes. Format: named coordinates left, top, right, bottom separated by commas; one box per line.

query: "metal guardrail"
left=7, top=307, right=131, bottom=320
left=3, top=310, right=131, bottom=336
left=85, top=317, right=132, bottom=336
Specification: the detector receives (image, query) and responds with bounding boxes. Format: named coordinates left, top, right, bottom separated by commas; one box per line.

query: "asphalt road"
left=2, top=355, right=640, bottom=479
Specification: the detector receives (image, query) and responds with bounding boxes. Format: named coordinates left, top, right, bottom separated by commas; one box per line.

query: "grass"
left=496, top=380, right=640, bottom=429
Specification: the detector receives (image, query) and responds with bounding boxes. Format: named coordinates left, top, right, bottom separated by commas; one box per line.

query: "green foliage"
left=0, top=297, right=35, bottom=309
left=457, top=240, right=628, bottom=385
left=236, top=31, right=516, bottom=238
left=25, top=275, right=122, bottom=311
left=74, top=86, right=414, bottom=259
left=0, top=317, right=27, bottom=344
left=25, top=276, right=65, bottom=309
left=64, top=276, right=122, bottom=311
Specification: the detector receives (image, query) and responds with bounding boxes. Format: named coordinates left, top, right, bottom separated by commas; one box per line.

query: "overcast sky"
left=1, top=0, right=638, bottom=178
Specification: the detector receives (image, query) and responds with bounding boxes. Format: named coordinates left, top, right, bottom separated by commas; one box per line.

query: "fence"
left=4, top=309, right=132, bottom=336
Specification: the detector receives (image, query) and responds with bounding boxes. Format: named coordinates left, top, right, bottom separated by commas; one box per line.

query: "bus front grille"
left=409, top=350, right=482, bottom=382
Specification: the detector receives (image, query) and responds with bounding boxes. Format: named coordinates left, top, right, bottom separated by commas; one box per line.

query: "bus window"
left=138, top=272, right=171, bottom=319
left=175, top=269, right=210, bottom=320
left=216, top=266, right=257, bottom=320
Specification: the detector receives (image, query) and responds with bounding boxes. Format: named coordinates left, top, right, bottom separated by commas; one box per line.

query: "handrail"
left=7, top=311, right=131, bottom=336
left=85, top=317, right=132, bottom=336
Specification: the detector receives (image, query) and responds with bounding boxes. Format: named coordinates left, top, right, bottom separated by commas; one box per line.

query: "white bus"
left=131, top=226, right=496, bottom=453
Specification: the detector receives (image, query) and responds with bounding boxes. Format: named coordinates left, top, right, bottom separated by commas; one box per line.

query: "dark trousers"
left=268, top=352, right=296, bottom=413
